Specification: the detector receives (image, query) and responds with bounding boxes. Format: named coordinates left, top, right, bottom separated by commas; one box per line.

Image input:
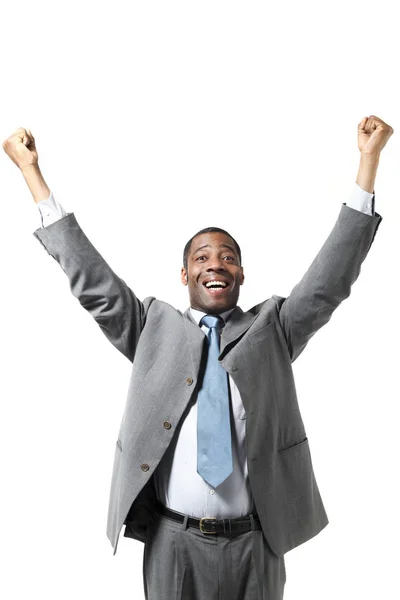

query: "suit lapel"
left=182, top=308, right=206, bottom=376
left=182, top=305, right=258, bottom=356
left=219, top=306, right=258, bottom=353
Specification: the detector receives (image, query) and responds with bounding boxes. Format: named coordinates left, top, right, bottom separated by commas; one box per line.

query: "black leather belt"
left=155, top=499, right=261, bottom=535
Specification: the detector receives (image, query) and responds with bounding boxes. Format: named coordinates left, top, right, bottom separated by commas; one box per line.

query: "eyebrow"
left=192, top=243, right=237, bottom=255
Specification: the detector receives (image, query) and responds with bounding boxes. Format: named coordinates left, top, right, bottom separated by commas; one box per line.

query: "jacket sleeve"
left=274, top=203, right=383, bottom=363
left=33, top=212, right=154, bottom=362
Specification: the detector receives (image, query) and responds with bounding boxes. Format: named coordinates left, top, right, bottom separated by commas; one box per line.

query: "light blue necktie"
left=197, top=315, right=233, bottom=488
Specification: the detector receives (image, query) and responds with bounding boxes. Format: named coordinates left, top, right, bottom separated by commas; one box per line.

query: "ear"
left=240, top=267, right=245, bottom=285
left=181, top=267, right=188, bottom=286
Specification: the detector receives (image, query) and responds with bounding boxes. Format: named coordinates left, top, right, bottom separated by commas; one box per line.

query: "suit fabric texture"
left=33, top=202, right=382, bottom=559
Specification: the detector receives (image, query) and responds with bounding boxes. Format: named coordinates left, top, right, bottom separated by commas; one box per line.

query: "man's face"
left=180, top=231, right=244, bottom=314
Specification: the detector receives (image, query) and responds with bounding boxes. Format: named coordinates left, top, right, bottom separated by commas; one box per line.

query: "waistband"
left=155, top=498, right=261, bottom=535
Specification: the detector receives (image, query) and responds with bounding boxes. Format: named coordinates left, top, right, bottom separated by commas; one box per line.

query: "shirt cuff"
left=37, top=191, right=68, bottom=228
left=345, top=182, right=375, bottom=216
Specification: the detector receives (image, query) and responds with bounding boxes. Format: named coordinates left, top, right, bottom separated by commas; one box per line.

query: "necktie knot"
left=200, top=315, right=224, bottom=330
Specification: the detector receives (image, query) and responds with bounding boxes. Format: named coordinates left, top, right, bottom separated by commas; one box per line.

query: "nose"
left=206, top=258, right=226, bottom=272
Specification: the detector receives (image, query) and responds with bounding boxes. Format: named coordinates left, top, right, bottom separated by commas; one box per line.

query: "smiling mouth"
left=202, top=281, right=231, bottom=294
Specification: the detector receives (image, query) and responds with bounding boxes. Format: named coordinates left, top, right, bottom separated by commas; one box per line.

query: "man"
left=3, top=116, right=393, bottom=600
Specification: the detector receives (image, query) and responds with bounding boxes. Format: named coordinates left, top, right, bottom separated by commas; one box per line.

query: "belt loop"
left=222, top=518, right=232, bottom=534
left=182, top=514, right=189, bottom=531
left=249, top=513, right=256, bottom=531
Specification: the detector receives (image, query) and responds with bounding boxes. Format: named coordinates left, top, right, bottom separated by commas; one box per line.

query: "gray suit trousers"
left=143, top=508, right=286, bottom=600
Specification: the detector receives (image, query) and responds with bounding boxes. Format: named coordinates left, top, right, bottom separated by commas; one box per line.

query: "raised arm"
left=3, top=128, right=154, bottom=362
left=277, top=115, right=393, bottom=362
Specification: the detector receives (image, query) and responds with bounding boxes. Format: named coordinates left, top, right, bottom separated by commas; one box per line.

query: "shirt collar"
left=190, top=306, right=236, bottom=326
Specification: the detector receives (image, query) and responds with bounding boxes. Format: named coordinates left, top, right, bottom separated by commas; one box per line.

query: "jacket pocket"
left=278, top=436, right=308, bottom=454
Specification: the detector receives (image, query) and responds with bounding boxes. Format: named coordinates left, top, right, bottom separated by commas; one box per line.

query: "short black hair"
left=183, top=227, right=242, bottom=271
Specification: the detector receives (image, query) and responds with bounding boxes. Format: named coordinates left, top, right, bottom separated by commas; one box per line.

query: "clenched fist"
left=358, top=115, right=394, bottom=155
left=2, top=127, right=38, bottom=170
left=3, top=127, right=50, bottom=203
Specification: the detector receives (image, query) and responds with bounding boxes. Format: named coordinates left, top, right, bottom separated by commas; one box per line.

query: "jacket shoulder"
left=145, top=298, right=184, bottom=315
left=245, top=294, right=286, bottom=318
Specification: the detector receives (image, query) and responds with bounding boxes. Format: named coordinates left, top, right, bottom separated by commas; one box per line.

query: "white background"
left=0, top=1, right=399, bottom=599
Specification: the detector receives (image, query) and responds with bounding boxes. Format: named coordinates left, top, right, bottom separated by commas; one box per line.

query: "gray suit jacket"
left=33, top=202, right=382, bottom=557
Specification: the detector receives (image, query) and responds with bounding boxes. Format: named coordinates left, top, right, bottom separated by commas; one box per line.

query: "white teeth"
left=205, top=280, right=228, bottom=288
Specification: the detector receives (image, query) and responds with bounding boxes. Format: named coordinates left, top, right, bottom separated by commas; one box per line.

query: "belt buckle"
left=199, top=516, right=217, bottom=534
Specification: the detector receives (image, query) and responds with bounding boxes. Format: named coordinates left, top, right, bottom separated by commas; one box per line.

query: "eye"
left=223, top=255, right=238, bottom=262
left=196, top=256, right=207, bottom=261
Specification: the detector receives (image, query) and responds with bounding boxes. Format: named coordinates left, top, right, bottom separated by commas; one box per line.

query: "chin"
left=207, top=300, right=235, bottom=313
left=192, top=291, right=238, bottom=314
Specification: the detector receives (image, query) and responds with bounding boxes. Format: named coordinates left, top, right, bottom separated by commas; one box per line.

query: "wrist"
left=21, top=163, right=51, bottom=204
left=356, top=153, right=380, bottom=194
left=359, top=151, right=381, bottom=161
left=21, top=162, right=40, bottom=176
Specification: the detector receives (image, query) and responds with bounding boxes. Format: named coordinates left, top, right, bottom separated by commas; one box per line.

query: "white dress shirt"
left=152, top=306, right=257, bottom=519
left=35, top=183, right=375, bottom=518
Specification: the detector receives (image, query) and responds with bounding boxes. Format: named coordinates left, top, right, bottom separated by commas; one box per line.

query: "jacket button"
left=141, top=463, right=150, bottom=472
left=186, top=377, right=193, bottom=385
left=164, top=421, right=172, bottom=429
